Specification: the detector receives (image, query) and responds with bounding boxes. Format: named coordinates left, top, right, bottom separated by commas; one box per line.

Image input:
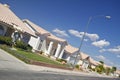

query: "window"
left=0, top=25, right=4, bottom=35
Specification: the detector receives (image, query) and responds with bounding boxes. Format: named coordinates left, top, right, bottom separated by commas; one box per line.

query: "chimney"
left=3, top=4, right=10, bottom=8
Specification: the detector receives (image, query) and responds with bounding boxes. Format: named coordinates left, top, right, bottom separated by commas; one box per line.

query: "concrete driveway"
left=0, top=49, right=28, bottom=70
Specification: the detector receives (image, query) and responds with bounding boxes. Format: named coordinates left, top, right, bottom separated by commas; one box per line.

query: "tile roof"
left=116, top=70, right=120, bottom=74
left=23, top=19, right=66, bottom=42
left=0, top=3, right=35, bottom=36
left=47, top=34, right=67, bottom=43
left=23, top=19, right=50, bottom=35
left=80, top=52, right=90, bottom=60
left=103, top=64, right=112, bottom=68
left=65, top=44, right=79, bottom=54
left=23, top=19, right=67, bottom=43
left=89, top=58, right=101, bottom=66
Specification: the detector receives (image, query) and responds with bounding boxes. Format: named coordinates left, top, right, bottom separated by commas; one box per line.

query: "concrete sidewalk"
left=0, top=49, right=28, bottom=70
left=27, top=64, right=112, bottom=78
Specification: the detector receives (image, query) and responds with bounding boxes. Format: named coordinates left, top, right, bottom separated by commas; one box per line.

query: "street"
left=0, top=70, right=119, bottom=80
left=0, top=0, right=120, bottom=79
left=0, top=49, right=120, bottom=80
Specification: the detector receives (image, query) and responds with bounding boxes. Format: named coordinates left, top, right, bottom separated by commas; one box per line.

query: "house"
left=0, top=3, right=35, bottom=43
left=115, top=70, right=120, bottom=77
left=46, top=34, right=67, bottom=59
left=103, top=64, right=112, bottom=69
left=0, top=3, right=73, bottom=60
left=62, top=47, right=91, bottom=68
left=23, top=19, right=50, bottom=51
left=62, top=44, right=79, bottom=64
left=89, top=58, right=101, bottom=69
left=23, top=19, right=68, bottom=59
left=76, top=52, right=90, bottom=69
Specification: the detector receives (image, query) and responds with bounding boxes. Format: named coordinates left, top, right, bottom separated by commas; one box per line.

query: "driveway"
left=0, top=49, right=28, bottom=70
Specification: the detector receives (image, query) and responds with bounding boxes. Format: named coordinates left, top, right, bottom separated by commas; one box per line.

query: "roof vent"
left=3, top=4, right=10, bottom=8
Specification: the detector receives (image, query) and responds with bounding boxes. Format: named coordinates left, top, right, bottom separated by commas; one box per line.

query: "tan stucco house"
left=0, top=3, right=35, bottom=43
left=23, top=19, right=68, bottom=59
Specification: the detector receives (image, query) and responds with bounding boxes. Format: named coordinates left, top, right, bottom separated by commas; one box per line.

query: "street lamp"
left=73, top=15, right=111, bottom=69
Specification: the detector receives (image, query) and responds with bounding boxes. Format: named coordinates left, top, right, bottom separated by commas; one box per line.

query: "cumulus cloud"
left=99, top=46, right=120, bottom=54
left=68, top=29, right=83, bottom=38
left=117, top=55, right=120, bottom=58
left=84, top=39, right=88, bottom=42
left=95, top=55, right=106, bottom=60
left=68, top=29, right=99, bottom=41
left=92, top=40, right=110, bottom=48
left=95, top=55, right=120, bottom=69
left=95, top=55, right=114, bottom=65
left=99, top=49, right=106, bottom=53
left=52, top=28, right=69, bottom=37
left=107, top=46, right=120, bottom=54
left=86, top=33, right=99, bottom=41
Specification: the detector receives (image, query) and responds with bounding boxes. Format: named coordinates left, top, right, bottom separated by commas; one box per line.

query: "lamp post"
left=73, top=15, right=111, bottom=69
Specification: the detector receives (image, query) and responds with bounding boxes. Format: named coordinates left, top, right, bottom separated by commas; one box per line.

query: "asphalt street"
left=0, top=70, right=119, bottom=80
left=0, top=49, right=120, bottom=80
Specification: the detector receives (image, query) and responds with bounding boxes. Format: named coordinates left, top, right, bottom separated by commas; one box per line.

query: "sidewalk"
left=0, top=49, right=28, bottom=70
left=27, top=64, right=112, bottom=78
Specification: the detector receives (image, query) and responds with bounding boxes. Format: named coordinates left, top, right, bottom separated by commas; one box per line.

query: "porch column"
left=85, top=64, right=89, bottom=69
left=54, top=43, right=61, bottom=58
left=82, top=62, right=86, bottom=69
left=82, top=61, right=89, bottom=69
left=36, top=37, right=40, bottom=50
left=58, top=48, right=65, bottom=59
left=47, top=41, right=53, bottom=55
left=66, top=56, right=70, bottom=62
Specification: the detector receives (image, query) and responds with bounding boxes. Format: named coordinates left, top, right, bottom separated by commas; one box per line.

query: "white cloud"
left=117, top=55, right=120, bottom=58
left=84, top=39, right=88, bottom=42
left=99, top=46, right=120, bottom=54
left=86, top=33, right=99, bottom=41
left=95, top=55, right=114, bottom=65
left=92, top=40, right=110, bottom=48
left=68, top=29, right=82, bottom=38
left=52, top=28, right=69, bottom=37
left=105, top=16, right=111, bottom=19
left=107, top=46, right=120, bottom=54
left=95, top=55, right=106, bottom=60
left=99, top=49, right=106, bottom=53
left=68, top=29, right=99, bottom=41
left=95, top=55, right=120, bottom=69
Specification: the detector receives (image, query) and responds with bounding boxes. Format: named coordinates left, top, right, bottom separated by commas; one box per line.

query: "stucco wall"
left=28, top=36, right=38, bottom=50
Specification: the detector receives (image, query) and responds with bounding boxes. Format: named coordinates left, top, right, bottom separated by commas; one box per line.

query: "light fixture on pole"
left=73, top=15, right=111, bottom=69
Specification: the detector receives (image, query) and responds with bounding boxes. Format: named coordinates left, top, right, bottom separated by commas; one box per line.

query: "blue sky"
left=1, top=0, right=120, bottom=69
